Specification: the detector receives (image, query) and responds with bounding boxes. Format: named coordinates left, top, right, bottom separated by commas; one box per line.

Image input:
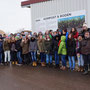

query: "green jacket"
left=58, top=36, right=67, bottom=55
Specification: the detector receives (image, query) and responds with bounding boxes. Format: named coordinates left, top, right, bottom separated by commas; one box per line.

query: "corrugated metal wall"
left=30, top=0, right=89, bottom=32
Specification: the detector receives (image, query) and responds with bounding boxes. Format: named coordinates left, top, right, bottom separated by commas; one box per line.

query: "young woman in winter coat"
left=10, top=36, right=17, bottom=65
left=21, top=37, right=29, bottom=65
left=67, top=33, right=76, bottom=71
left=3, top=37, right=11, bottom=65
left=76, top=35, right=84, bottom=72
left=70, top=28, right=79, bottom=40
left=44, top=35, right=53, bottom=67
left=29, top=35, right=38, bottom=67
left=58, top=36, right=67, bottom=70
left=37, top=35, right=46, bottom=67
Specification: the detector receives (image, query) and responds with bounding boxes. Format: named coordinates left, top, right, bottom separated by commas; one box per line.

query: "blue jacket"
left=0, top=41, right=3, bottom=53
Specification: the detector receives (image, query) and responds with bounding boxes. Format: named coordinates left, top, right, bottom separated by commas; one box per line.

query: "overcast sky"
left=0, top=0, right=31, bottom=34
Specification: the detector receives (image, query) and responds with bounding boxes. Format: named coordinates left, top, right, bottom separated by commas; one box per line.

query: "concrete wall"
left=30, top=0, right=89, bottom=32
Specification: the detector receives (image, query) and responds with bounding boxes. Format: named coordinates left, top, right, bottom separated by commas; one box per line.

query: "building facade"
left=21, top=0, right=90, bottom=32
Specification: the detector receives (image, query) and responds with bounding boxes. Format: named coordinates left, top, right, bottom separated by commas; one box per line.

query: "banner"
left=35, top=10, right=86, bottom=32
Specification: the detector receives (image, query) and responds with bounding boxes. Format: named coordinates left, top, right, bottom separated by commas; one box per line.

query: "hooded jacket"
left=58, top=36, right=67, bottom=55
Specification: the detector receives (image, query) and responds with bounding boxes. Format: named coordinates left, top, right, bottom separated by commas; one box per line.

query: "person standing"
left=80, top=31, right=90, bottom=75
left=58, top=36, right=67, bottom=70
left=67, top=33, right=76, bottom=71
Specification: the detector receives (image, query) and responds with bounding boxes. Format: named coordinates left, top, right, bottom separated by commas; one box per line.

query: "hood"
left=61, top=36, right=66, bottom=42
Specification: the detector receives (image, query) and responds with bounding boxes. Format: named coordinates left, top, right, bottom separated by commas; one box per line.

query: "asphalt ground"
left=0, top=65, right=90, bottom=90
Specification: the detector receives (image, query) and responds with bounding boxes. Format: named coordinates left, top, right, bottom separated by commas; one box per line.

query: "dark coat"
left=53, top=36, right=59, bottom=51
left=80, top=38, right=90, bottom=55
left=67, top=38, right=76, bottom=56
left=15, top=39, right=22, bottom=52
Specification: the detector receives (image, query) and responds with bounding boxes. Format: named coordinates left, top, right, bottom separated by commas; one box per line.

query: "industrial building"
left=21, top=0, right=90, bottom=32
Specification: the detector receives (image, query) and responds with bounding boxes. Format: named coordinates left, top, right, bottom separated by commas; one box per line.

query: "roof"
left=0, top=30, right=5, bottom=35
left=21, top=0, right=49, bottom=6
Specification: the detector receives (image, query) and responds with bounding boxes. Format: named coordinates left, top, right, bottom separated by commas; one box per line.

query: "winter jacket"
left=53, top=36, right=59, bottom=51
left=10, top=42, right=16, bottom=51
left=0, top=41, right=3, bottom=53
left=29, top=39, right=37, bottom=52
left=21, top=40, right=29, bottom=54
left=44, top=39, right=53, bottom=54
left=3, top=41, right=10, bottom=51
left=15, top=39, right=22, bottom=52
left=58, top=36, right=67, bottom=55
left=67, top=38, right=76, bottom=56
left=80, top=38, right=90, bottom=55
left=37, top=39, right=45, bottom=53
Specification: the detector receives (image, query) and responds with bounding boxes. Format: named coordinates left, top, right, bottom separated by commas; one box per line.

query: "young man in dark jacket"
left=15, top=36, right=22, bottom=65
left=53, top=35, right=60, bottom=68
left=80, top=31, right=90, bottom=75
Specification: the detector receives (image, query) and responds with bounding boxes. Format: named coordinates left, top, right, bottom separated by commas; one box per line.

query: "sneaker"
left=83, top=71, right=88, bottom=75
left=17, top=64, right=22, bottom=66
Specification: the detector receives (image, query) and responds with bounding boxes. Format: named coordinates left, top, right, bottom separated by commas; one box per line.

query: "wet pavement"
left=0, top=65, right=90, bottom=90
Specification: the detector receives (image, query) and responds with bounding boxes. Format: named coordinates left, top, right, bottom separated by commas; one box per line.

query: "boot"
left=34, top=62, right=37, bottom=67
left=41, top=62, right=46, bottom=67
left=32, top=62, right=35, bottom=66
left=15, top=61, right=18, bottom=65
left=12, top=61, right=15, bottom=65
left=77, top=66, right=81, bottom=72
left=81, top=66, right=84, bottom=72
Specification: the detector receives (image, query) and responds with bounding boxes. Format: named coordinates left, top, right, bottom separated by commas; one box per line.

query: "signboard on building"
left=35, top=10, right=86, bottom=32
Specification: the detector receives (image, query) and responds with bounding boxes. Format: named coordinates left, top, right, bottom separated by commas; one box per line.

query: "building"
left=21, top=0, right=90, bottom=32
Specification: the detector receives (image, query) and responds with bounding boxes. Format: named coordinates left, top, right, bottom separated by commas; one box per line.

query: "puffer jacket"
left=58, top=36, right=67, bottom=55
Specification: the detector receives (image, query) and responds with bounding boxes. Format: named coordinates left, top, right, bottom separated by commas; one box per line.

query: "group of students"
left=0, top=23, right=90, bottom=75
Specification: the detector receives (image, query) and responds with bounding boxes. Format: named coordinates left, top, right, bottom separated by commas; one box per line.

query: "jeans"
left=40, top=52, right=45, bottom=62
left=31, top=51, right=37, bottom=62
left=0, top=52, right=2, bottom=63
left=11, top=51, right=17, bottom=62
left=61, top=55, right=66, bottom=67
left=17, top=51, right=22, bottom=64
left=54, top=51, right=59, bottom=65
left=83, top=54, right=90, bottom=71
left=68, top=56, right=75, bottom=69
left=77, top=54, right=84, bottom=67
left=46, top=54, right=52, bottom=64
left=4, top=51, right=10, bottom=62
